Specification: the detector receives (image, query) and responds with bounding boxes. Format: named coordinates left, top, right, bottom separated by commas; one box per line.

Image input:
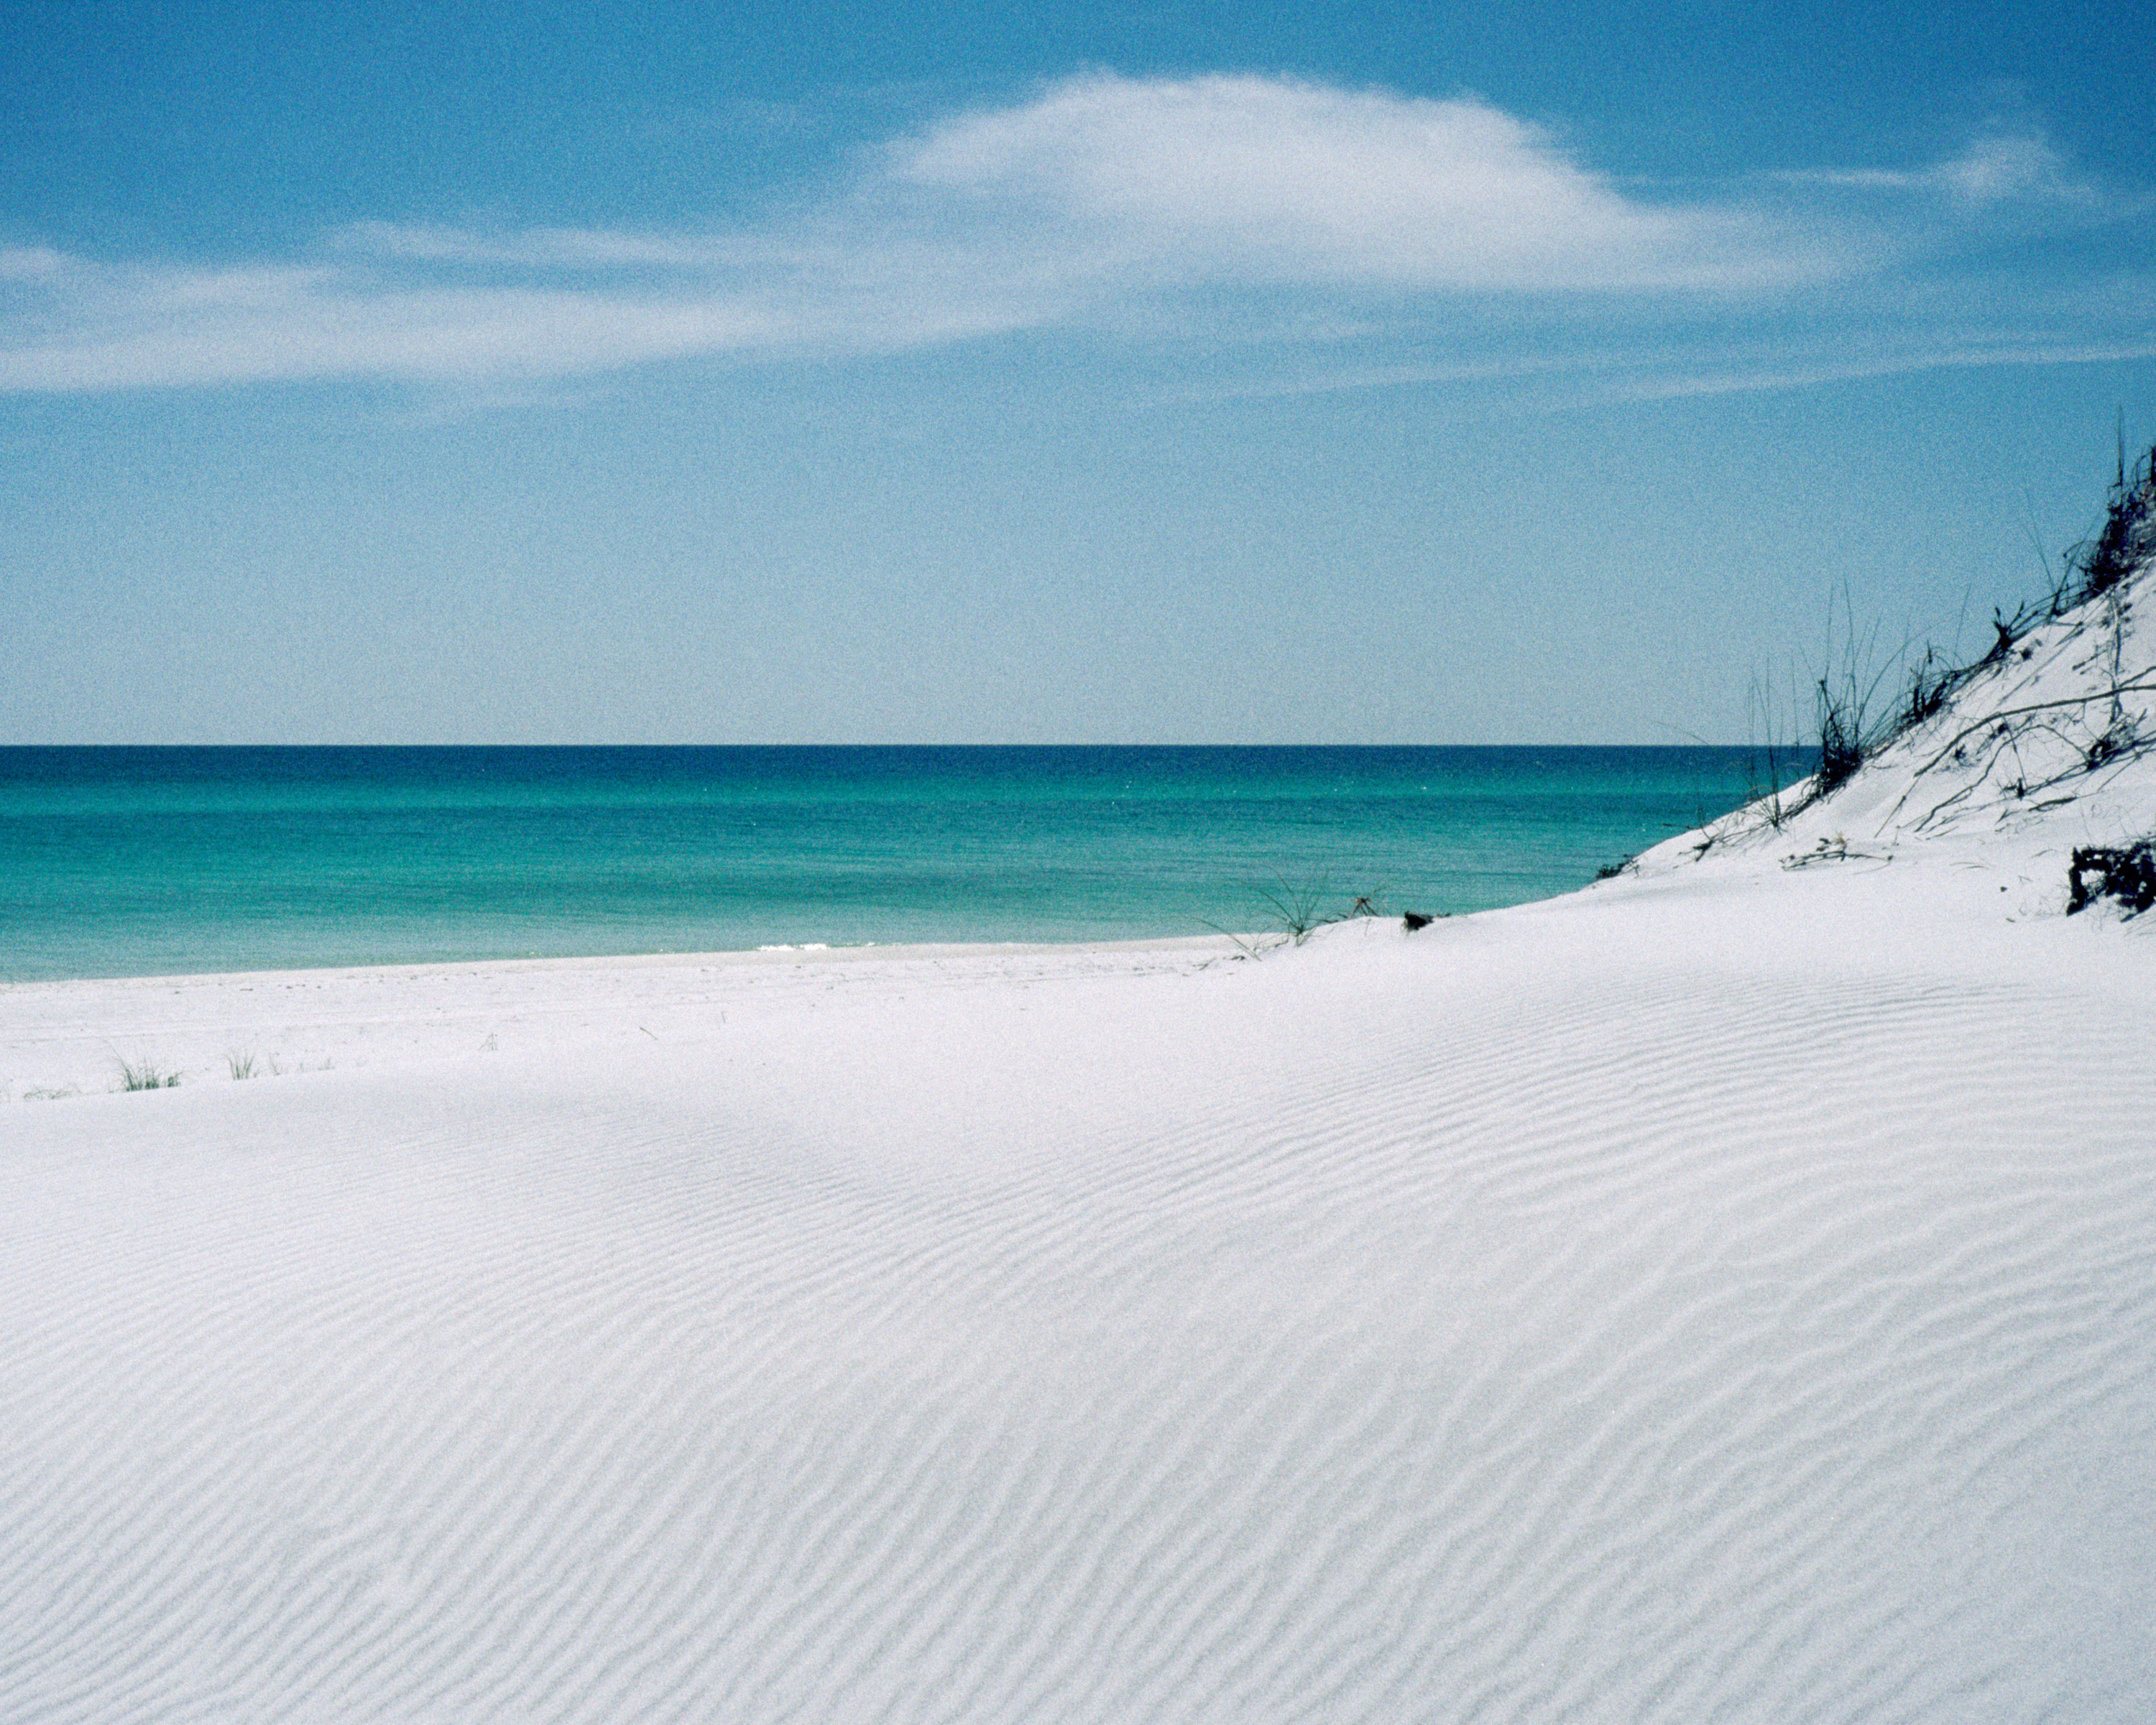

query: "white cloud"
left=1770, top=128, right=2097, bottom=209
left=0, top=74, right=2117, bottom=394
left=0, top=246, right=72, bottom=280
left=1932, top=134, right=2091, bottom=206
left=0, top=275, right=785, bottom=392
left=882, top=74, right=1825, bottom=293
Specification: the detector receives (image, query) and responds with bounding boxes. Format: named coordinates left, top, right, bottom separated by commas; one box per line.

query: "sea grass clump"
left=2070, top=441, right=2156, bottom=604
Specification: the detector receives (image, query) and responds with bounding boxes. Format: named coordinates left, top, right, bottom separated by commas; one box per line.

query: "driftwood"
left=2066, top=842, right=2156, bottom=915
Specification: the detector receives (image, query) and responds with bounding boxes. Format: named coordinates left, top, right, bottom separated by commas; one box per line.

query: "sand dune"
left=3, top=566, right=2154, bottom=1721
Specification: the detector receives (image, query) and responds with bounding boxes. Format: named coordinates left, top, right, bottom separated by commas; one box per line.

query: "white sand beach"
left=4, top=564, right=2154, bottom=1721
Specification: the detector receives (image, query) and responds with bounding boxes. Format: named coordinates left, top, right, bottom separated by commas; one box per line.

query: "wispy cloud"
left=1769, top=129, right=2100, bottom=209
left=0, top=73, right=2130, bottom=395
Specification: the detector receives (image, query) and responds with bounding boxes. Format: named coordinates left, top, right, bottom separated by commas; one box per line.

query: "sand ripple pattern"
left=2, top=924, right=2153, bottom=1722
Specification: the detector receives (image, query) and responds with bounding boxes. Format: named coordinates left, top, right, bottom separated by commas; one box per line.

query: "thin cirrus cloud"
left=1766, top=130, right=2100, bottom=208
left=0, top=72, right=2096, bottom=395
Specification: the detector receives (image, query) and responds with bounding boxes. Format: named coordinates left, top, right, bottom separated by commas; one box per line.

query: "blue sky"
left=4, top=1, right=2151, bottom=742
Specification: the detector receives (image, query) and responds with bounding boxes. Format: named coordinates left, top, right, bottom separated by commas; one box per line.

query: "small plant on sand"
left=1739, top=669, right=1818, bottom=831
left=1900, top=645, right=1958, bottom=731
left=1749, top=580, right=1966, bottom=824
left=1207, top=877, right=1405, bottom=953
left=227, top=1050, right=259, bottom=1080
left=1813, top=682, right=1866, bottom=794
left=1253, top=876, right=1336, bottom=945
left=116, top=1057, right=180, bottom=1091
left=2067, top=431, right=2156, bottom=604
left=1202, top=924, right=1284, bottom=960
left=1810, top=584, right=1904, bottom=796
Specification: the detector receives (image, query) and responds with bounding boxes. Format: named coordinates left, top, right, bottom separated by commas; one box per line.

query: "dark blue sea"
left=0, top=747, right=1788, bottom=981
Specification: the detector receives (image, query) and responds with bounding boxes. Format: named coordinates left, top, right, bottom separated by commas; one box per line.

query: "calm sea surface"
left=0, top=747, right=1787, bottom=982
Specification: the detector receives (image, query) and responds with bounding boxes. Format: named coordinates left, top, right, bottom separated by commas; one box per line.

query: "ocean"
left=0, top=746, right=1787, bottom=982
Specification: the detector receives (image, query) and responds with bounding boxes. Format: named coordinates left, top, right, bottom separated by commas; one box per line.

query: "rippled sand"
left=4, top=568, right=2154, bottom=1722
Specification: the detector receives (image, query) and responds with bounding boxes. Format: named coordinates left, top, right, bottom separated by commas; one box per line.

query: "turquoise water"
left=0, top=748, right=1785, bottom=982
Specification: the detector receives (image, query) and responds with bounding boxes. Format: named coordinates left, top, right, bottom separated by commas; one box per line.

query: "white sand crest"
left=2, top=571, right=2154, bottom=1721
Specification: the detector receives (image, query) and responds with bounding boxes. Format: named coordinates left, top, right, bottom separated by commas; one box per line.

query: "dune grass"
left=116, top=1057, right=181, bottom=1091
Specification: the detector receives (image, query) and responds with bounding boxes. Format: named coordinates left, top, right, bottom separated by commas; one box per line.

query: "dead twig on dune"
left=1876, top=673, right=2156, bottom=832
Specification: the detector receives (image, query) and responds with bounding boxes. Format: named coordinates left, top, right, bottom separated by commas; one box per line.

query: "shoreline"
left=7, top=846, right=2147, bottom=1110
left=0, top=742, right=1782, bottom=994
left=2, top=928, right=1244, bottom=995
left=0, top=928, right=1261, bottom=1105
